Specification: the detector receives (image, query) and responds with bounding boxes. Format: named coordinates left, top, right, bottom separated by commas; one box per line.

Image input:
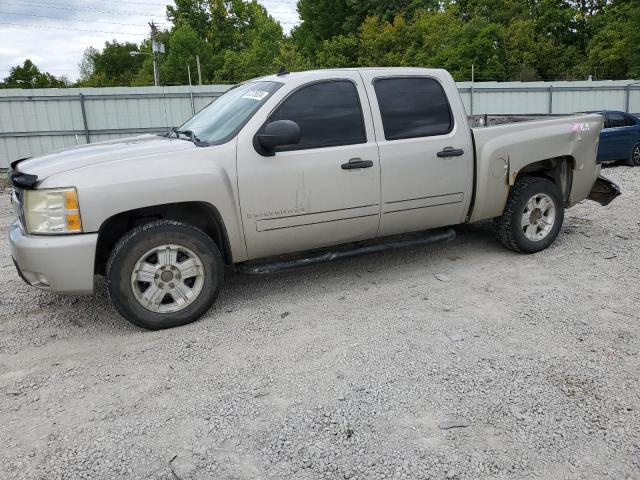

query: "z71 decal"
left=570, top=122, right=591, bottom=132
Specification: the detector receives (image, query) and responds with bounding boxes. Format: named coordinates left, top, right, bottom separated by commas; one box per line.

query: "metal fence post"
left=188, top=65, right=196, bottom=116
left=470, top=85, right=474, bottom=115
left=625, top=81, right=640, bottom=113
left=626, top=85, right=631, bottom=113
left=78, top=93, right=90, bottom=144
left=548, top=85, right=553, bottom=114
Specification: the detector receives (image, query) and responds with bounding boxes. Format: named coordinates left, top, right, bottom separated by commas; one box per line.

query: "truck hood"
left=14, top=134, right=197, bottom=181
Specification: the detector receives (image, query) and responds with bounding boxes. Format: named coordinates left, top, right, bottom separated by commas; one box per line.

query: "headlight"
left=23, top=187, right=83, bottom=235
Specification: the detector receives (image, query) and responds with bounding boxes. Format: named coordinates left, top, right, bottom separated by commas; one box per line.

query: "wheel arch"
left=469, top=155, right=576, bottom=223
left=513, top=155, right=575, bottom=205
left=95, top=201, right=233, bottom=275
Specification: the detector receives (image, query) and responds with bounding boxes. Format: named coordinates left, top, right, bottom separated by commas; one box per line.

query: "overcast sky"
left=0, top=0, right=300, bottom=82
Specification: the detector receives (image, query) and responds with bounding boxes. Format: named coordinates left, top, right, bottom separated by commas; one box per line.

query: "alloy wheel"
left=130, top=244, right=205, bottom=313
left=521, top=193, right=556, bottom=242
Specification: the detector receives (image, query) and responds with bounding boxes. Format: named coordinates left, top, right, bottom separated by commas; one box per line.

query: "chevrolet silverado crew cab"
left=8, top=68, right=620, bottom=330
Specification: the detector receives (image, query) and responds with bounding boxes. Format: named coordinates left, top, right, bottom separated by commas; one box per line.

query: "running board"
left=236, top=228, right=456, bottom=274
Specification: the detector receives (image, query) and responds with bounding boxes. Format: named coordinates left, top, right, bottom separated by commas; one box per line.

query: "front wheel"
left=494, top=177, right=564, bottom=254
left=626, top=142, right=640, bottom=167
left=106, top=220, right=224, bottom=330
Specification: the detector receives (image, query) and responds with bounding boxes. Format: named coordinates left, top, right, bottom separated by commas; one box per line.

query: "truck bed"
left=468, top=113, right=604, bottom=222
left=469, top=114, right=575, bottom=128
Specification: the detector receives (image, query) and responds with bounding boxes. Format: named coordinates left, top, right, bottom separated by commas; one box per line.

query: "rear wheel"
left=494, top=177, right=564, bottom=253
left=106, top=220, right=223, bottom=330
left=626, top=142, right=640, bottom=167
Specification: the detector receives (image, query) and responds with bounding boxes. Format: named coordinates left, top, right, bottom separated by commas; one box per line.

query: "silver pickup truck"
left=8, top=68, right=620, bottom=330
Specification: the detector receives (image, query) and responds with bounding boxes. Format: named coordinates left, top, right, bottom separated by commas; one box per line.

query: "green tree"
left=159, top=24, right=216, bottom=85
left=357, top=14, right=414, bottom=67
left=293, top=0, right=354, bottom=55
left=77, top=41, right=144, bottom=87
left=272, top=39, right=313, bottom=73
left=316, top=34, right=360, bottom=68
left=345, top=0, right=439, bottom=29
left=293, top=0, right=439, bottom=57
left=217, top=1, right=284, bottom=81
left=0, top=59, right=68, bottom=88
left=441, top=0, right=588, bottom=79
left=585, top=0, right=640, bottom=78
left=167, top=0, right=212, bottom=39
left=354, top=11, right=508, bottom=81
left=163, top=0, right=284, bottom=83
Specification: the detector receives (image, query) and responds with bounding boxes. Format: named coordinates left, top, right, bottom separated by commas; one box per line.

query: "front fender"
left=38, top=141, right=248, bottom=262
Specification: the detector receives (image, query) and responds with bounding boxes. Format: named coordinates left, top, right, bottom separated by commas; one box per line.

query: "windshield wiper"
left=177, top=129, right=196, bottom=141
left=159, top=127, right=205, bottom=145
left=175, top=129, right=206, bottom=146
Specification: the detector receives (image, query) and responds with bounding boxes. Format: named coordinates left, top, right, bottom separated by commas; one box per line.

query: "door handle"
left=437, top=147, right=465, bottom=158
left=342, top=158, right=373, bottom=170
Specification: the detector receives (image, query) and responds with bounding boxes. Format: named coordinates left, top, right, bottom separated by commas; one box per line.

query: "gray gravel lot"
left=0, top=167, right=639, bottom=480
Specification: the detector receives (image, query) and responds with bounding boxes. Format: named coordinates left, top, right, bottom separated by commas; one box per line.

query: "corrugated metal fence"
left=1, top=79, right=639, bottom=169
left=458, top=80, right=640, bottom=116
left=0, top=85, right=230, bottom=169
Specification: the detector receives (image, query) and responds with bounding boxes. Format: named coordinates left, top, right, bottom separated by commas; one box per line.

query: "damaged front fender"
left=588, top=176, right=621, bottom=206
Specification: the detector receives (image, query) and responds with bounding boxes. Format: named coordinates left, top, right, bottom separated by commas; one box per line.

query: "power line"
left=0, top=1, right=168, bottom=18
left=258, top=0, right=299, bottom=5
left=0, top=10, right=166, bottom=27
left=0, top=0, right=299, bottom=28
left=0, top=21, right=149, bottom=35
left=102, top=0, right=173, bottom=6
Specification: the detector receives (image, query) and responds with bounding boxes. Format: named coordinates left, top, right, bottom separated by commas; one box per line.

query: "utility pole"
left=149, top=21, right=162, bottom=87
left=152, top=57, right=159, bottom=87
left=470, top=64, right=475, bottom=116
left=188, top=64, right=195, bottom=114
left=196, top=55, right=202, bottom=85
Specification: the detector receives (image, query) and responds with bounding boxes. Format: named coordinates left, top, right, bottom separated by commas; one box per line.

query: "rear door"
left=360, top=70, right=474, bottom=237
left=237, top=73, right=381, bottom=260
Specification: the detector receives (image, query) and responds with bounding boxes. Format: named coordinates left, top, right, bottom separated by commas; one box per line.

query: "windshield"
left=177, top=80, right=283, bottom=145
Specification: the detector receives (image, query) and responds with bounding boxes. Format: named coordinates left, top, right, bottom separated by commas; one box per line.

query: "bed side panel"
left=469, top=114, right=602, bottom=222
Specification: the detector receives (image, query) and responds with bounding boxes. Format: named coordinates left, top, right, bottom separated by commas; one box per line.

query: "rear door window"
left=374, top=77, right=453, bottom=140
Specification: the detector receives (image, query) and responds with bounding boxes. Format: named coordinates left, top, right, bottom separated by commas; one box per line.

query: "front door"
left=360, top=71, right=474, bottom=237
left=237, top=74, right=381, bottom=260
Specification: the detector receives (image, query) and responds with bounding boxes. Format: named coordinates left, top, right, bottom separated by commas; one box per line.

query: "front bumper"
left=588, top=175, right=621, bottom=207
left=9, top=222, right=98, bottom=295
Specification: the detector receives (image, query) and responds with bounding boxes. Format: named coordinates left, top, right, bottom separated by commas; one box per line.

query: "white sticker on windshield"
left=242, top=90, right=270, bottom=101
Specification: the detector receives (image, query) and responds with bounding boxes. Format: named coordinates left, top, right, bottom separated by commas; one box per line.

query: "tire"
left=106, top=220, right=224, bottom=330
left=626, top=142, right=640, bottom=167
left=494, top=176, right=564, bottom=254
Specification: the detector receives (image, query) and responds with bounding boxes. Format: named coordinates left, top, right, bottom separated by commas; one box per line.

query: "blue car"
left=595, top=111, right=640, bottom=166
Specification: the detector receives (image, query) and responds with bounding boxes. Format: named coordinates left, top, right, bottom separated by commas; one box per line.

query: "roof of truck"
left=254, top=67, right=448, bottom=83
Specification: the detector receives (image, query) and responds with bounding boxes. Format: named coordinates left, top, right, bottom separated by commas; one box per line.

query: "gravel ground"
left=0, top=167, right=638, bottom=480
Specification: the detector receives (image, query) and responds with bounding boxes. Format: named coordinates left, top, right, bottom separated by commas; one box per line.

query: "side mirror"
left=257, top=120, right=301, bottom=152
